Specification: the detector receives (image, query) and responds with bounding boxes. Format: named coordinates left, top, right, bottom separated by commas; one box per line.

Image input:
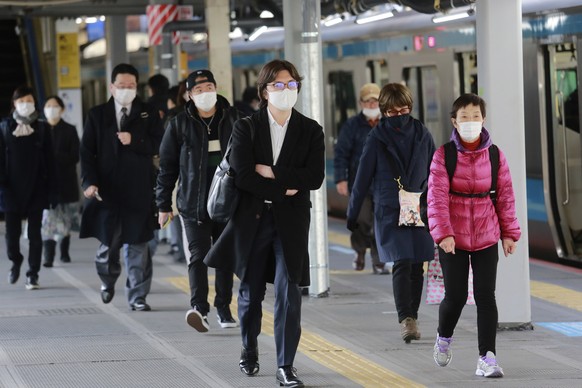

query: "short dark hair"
left=378, top=83, right=413, bottom=115
left=242, top=86, right=259, bottom=104
left=111, top=63, right=139, bottom=84
left=450, top=93, right=487, bottom=118
left=11, top=85, right=35, bottom=110
left=45, top=95, right=65, bottom=109
left=256, top=59, right=303, bottom=109
left=148, top=74, right=170, bottom=95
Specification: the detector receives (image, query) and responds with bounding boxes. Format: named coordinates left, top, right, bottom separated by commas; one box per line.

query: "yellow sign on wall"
left=56, top=32, right=80, bottom=88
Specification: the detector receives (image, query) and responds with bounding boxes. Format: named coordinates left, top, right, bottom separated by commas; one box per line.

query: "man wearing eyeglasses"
left=205, top=59, right=325, bottom=387
left=334, top=83, right=393, bottom=275
left=156, top=69, right=241, bottom=332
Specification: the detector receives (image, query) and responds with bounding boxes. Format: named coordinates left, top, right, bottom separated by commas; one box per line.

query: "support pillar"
left=283, top=0, right=329, bottom=297
left=476, top=0, right=532, bottom=327
left=105, top=15, right=128, bottom=90
left=205, top=0, right=233, bottom=102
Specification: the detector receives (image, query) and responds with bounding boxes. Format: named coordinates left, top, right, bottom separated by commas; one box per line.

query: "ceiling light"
left=229, top=27, right=243, bottom=39
left=260, top=10, right=274, bottom=19
left=355, top=11, right=394, bottom=25
left=248, top=25, right=268, bottom=42
left=432, top=9, right=474, bottom=24
left=324, top=15, right=343, bottom=27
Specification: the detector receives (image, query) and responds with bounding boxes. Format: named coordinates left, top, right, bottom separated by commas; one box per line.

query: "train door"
left=543, top=42, right=582, bottom=261
left=387, top=50, right=458, bottom=147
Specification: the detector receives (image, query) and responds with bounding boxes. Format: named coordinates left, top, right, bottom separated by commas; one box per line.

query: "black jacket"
left=156, top=95, right=240, bottom=221
left=79, top=97, right=164, bottom=245
left=49, top=119, right=80, bottom=204
left=204, top=108, right=325, bottom=286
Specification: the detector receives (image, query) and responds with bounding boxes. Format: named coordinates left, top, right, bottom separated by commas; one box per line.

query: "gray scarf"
left=12, top=110, right=38, bottom=137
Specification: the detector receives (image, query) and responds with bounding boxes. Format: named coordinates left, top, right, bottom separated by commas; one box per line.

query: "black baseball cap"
left=186, top=69, right=216, bottom=90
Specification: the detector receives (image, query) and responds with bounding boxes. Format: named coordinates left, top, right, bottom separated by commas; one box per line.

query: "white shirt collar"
left=114, top=99, right=131, bottom=116
left=267, top=108, right=291, bottom=128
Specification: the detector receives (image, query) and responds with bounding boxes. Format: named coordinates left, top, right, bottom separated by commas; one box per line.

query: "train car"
left=79, top=1, right=582, bottom=264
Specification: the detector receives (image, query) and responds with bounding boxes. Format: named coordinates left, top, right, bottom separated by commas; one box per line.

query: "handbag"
left=426, top=246, right=475, bottom=305
left=207, top=117, right=254, bottom=223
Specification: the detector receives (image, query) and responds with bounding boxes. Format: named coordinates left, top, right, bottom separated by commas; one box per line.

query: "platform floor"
left=0, top=217, right=581, bottom=387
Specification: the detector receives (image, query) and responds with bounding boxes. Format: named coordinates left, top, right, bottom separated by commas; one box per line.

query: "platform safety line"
left=328, top=230, right=351, bottom=248
left=166, top=276, right=423, bottom=387
left=530, top=280, right=582, bottom=312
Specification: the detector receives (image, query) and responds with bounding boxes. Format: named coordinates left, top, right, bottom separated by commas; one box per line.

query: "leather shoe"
left=239, top=347, right=259, bottom=376
left=130, top=301, right=151, bottom=311
left=8, top=263, right=21, bottom=284
left=101, top=288, right=114, bottom=304
left=276, top=366, right=304, bottom=387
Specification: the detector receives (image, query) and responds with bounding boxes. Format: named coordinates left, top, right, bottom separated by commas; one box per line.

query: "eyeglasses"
left=387, top=107, right=410, bottom=116
left=267, top=81, right=300, bottom=91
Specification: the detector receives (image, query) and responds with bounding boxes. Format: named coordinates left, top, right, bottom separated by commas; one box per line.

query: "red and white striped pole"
left=147, top=4, right=178, bottom=46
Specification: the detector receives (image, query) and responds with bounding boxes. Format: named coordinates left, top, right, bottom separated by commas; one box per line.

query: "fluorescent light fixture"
left=432, top=9, right=474, bottom=24
left=248, top=25, right=268, bottom=41
left=260, top=10, right=274, bottom=19
left=324, top=15, right=343, bottom=27
left=355, top=11, right=394, bottom=25
left=229, top=27, right=243, bottom=39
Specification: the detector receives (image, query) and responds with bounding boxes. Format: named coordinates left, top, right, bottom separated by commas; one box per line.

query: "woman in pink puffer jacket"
left=427, top=94, right=520, bottom=378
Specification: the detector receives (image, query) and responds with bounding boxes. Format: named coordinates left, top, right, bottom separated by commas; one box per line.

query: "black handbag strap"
left=224, top=116, right=255, bottom=162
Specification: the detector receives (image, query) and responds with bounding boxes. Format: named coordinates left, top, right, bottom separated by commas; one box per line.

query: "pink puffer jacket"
left=427, top=135, right=521, bottom=251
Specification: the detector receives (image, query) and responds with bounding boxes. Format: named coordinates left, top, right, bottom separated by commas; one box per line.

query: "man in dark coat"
left=156, top=69, right=240, bottom=332
left=205, top=60, right=325, bottom=388
left=80, top=63, right=164, bottom=311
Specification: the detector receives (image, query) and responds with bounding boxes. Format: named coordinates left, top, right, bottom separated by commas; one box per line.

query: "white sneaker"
left=433, top=336, right=452, bottom=367
left=476, top=351, right=504, bottom=378
left=185, top=308, right=209, bottom=332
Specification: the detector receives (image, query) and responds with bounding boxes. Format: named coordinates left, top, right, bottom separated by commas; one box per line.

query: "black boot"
left=60, top=235, right=71, bottom=263
left=43, top=240, right=56, bottom=268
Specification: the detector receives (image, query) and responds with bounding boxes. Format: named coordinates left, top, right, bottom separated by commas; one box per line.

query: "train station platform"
left=0, top=217, right=581, bottom=387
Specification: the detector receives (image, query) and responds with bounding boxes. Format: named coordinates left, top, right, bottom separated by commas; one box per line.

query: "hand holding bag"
left=207, top=117, right=254, bottom=223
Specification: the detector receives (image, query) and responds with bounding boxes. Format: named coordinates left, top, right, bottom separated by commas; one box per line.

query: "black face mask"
left=385, top=114, right=411, bottom=129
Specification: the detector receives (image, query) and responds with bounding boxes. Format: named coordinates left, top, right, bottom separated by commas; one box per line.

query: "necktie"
left=120, top=107, right=128, bottom=131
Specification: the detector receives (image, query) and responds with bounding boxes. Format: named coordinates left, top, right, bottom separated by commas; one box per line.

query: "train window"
left=328, top=71, right=357, bottom=139
left=403, top=66, right=442, bottom=138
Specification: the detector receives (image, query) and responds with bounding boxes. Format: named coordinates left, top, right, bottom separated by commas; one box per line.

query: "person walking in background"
left=156, top=69, right=241, bottom=332
left=428, top=93, right=520, bottom=378
left=147, top=73, right=170, bottom=120
left=41, top=95, right=80, bottom=268
left=334, top=83, right=392, bottom=274
left=347, top=83, right=435, bottom=344
left=80, top=63, right=164, bottom=311
left=0, top=85, right=55, bottom=289
left=205, top=59, right=325, bottom=388
left=234, top=86, right=260, bottom=117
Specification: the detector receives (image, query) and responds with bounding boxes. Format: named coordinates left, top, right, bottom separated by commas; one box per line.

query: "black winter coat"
left=79, top=98, right=164, bottom=245
left=156, top=96, right=240, bottom=220
left=0, top=117, right=55, bottom=213
left=49, top=119, right=80, bottom=204
left=204, top=108, right=325, bottom=286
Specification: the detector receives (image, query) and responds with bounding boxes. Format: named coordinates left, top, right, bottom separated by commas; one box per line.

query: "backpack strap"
left=488, top=144, right=499, bottom=204
left=443, top=141, right=457, bottom=183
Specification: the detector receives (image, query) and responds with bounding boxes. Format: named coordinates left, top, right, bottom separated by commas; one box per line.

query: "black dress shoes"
left=239, top=347, right=259, bottom=376
left=130, top=301, right=151, bottom=311
left=276, top=366, right=304, bottom=388
left=101, top=288, right=114, bottom=304
left=8, top=263, right=21, bottom=284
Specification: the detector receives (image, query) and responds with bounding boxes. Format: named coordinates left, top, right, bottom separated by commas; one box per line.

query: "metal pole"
left=283, top=0, right=329, bottom=297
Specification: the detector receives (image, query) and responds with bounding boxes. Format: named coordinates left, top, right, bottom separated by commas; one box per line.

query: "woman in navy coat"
left=347, top=83, right=435, bottom=343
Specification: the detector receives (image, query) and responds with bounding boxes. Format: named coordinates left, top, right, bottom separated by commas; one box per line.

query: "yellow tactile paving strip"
left=530, top=280, right=582, bottom=312
left=166, top=276, right=423, bottom=387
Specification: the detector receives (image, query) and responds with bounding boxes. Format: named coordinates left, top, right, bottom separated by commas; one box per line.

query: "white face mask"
left=192, top=91, right=217, bottom=112
left=458, top=121, right=482, bottom=142
left=15, top=102, right=35, bottom=117
left=44, top=107, right=61, bottom=121
left=114, top=88, right=137, bottom=106
left=362, top=107, right=380, bottom=120
left=268, top=89, right=297, bottom=112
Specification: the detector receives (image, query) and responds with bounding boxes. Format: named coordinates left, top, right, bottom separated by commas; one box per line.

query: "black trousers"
left=392, top=259, right=425, bottom=322
left=238, top=208, right=302, bottom=368
left=438, top=244, right=499, bottom=356
left=180, top=216, right=233, bottom=315
left=5, top=209, right=43, bottom=279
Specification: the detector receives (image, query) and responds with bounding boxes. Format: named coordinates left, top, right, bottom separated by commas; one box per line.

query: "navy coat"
left=347, top=115, right=435, bottom=263
left=79, top=97, right=164, bottom=245
left=204, top=108, right=325, bottom=286
left=49, top=119, right=80, bottom=204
